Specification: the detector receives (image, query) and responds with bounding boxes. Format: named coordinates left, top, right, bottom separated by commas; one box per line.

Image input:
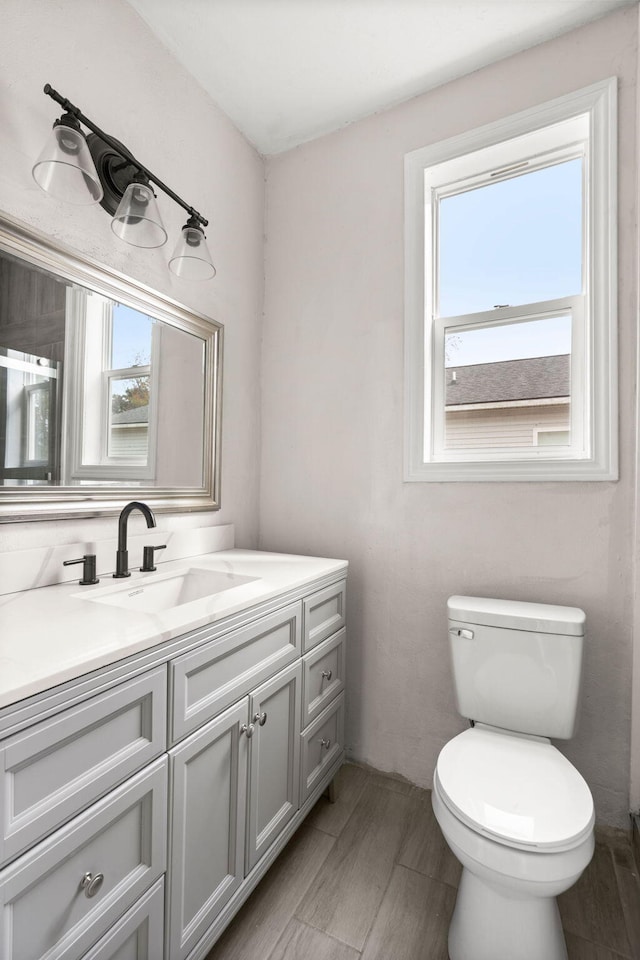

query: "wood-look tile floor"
left=205, top=763, right=640, bottom=960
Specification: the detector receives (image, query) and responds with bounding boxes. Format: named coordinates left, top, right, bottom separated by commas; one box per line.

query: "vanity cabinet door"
left=246, top=661, right=302, bottom=873
left=0, top=757, right=167, bottom=960
left=167, top=699, right=249, bottom=960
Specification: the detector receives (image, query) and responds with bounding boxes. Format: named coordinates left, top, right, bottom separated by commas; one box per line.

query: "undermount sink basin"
left=81, top=567, right=259, bottom=614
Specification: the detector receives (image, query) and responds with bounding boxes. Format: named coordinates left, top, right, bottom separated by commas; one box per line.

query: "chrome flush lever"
left=449, top=627, right=474, bottom=640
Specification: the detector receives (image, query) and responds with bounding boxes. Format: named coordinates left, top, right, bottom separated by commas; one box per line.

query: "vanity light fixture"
left=32, top=84, right=216, bottom=279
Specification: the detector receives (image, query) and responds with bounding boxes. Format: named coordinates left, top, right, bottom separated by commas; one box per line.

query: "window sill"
left=404, top=457, right=618, bottom=482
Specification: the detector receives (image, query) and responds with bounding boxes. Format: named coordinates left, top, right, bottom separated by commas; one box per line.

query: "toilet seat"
left=435, top=724, right=594, bottom=853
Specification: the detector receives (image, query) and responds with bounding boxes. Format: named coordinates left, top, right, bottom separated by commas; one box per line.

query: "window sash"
left=429, top=296, right=586, bottom=463
left=430, top=144, right=587, bottom=320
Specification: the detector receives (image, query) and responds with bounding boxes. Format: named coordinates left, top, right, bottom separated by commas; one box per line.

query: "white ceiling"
left=128, top=0, right=635, bottom=155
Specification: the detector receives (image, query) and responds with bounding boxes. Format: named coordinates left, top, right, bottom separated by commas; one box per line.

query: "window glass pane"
left=111, top=304, right=153, bottom=369
left=444, top=315, right=571, bottom=450
left=438, top=158, right=582, bottom=317
left=109, top=375, right=150, bottom=458
left=536, top=429, right=570, bottom=446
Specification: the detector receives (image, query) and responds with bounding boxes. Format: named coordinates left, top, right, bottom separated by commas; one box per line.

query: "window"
left=63, top=291, right=159, bottom=482
left=404, top=79, right=617, bottom=481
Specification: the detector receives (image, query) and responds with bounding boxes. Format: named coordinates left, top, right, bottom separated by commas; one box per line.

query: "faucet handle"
left=141, top=544, right=167, bottom=572
left=63, top=555, right=99, bottom=585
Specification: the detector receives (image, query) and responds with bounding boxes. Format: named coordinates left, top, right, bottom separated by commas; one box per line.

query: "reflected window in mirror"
left=0, top=214, right=221, bottom=519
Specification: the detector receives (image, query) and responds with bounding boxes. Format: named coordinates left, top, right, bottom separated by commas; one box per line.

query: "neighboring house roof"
left=112, top=405, right=149, bottom=425
left=446, top=354, right=569, bottom=406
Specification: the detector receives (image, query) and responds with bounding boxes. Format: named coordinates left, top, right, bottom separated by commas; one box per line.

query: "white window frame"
left=404, top=78, right=617, bottom=481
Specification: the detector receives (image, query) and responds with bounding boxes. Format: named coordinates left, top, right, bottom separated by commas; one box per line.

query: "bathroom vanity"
left=0, top=549, right=347, bottom=960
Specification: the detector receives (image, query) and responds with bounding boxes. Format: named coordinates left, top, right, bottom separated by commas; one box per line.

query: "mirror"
left=0, top=214, right=222, bottom=521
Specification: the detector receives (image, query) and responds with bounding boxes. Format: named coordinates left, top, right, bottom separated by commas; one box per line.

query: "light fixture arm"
left=42, top=84, right=208, bottom=228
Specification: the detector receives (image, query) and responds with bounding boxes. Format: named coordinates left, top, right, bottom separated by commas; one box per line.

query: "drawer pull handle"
left=320, top=738, right=332, bottom=750
left=240, top=723, right=255, bottom=738
left=80, top=872, right=104, bottom=898
left=253, top=711, right=268, bottom=726
left=321, top=669, right=333, bottom=681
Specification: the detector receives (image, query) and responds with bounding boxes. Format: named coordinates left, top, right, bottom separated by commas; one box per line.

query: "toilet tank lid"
left=448, top=596, right=585, bottom=636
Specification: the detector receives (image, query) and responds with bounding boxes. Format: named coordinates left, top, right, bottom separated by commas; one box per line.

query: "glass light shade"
left=169, top=224, right=216, bottom=280
left=111, top=181, right=168, bottom=248
left=32, top=125, right=103, bottom=205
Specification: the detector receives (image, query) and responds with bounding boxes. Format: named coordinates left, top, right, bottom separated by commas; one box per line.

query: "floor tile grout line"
left=269, top=917, right=365, bottom=960
left=567, top=932, right=628, bottom=960
left=286, top=825, right=338, bottom=917
left=309, top=771, right=372, bottom=839
left=396, top=859, right=460, bottom=891
left=357, top=856, right=407, bottom=959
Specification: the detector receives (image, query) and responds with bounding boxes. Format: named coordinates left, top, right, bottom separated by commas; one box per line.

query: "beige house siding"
left=109, top=425, right=149, bottom=458
left=445, top=401, right=570, bottom=449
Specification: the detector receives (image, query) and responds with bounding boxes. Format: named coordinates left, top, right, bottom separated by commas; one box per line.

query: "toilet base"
left=449, top=867, right=568, bottom=960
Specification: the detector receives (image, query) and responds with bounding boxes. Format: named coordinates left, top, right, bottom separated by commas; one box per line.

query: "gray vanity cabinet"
left=0, top=572, right=347, bottom=960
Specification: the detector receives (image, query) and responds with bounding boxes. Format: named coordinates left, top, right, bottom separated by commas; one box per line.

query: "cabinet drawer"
left=0, top=757, right=167, bottom=960
left=300, top=692, right=345, bottom=803
left=0, top=666, right=167, bottom=867
left=81, top=878, right=164, bottom=960
left=170, top=602, right=301, bottom=743
left=302, top=628, right=345, bottom=726
left=303, top=581, right=346, bottom=652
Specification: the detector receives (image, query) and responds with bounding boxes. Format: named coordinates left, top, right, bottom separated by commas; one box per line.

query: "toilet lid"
left=435, top=725, right=594, bottom=851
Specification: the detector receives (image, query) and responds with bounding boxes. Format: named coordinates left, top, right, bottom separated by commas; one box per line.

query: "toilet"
left=432, top=596, right=595, bottom=960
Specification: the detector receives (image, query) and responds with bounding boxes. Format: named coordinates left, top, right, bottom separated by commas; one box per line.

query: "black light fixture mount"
left=33, top=84, right=215, bottom=279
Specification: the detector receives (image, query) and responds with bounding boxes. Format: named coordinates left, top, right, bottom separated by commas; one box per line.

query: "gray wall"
left=0, top=0, right=265, bottom=553
left=260, top=8, right=638, bottom=827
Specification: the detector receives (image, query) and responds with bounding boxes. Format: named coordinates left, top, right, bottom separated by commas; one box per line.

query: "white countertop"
left=0, top=549, right=348, bottom=710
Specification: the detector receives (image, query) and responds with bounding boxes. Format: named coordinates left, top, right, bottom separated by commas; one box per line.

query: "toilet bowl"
left=432, top=725, right=594, bottom=960
left=435, top=597, right=595, bottom=960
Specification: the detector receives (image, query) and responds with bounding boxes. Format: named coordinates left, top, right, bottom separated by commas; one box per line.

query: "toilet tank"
left=447, top=596, right=586, bottom=739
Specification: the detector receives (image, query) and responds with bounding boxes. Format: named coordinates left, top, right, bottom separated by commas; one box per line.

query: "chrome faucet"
left=113, top=501, right=156, bottom=578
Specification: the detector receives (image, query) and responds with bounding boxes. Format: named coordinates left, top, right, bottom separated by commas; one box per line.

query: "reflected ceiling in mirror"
left=0, top=214, right=222, bottom=521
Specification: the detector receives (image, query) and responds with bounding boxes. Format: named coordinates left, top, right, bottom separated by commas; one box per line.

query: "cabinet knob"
left=240, top=723, right=255, bottom=739
left=80, top=871, right=104, bottom=898
left=320, top=738, right=332, bottom=750
left=321, top=669, right=333, bottom=681
left=253, top=711, right=268, bottom=726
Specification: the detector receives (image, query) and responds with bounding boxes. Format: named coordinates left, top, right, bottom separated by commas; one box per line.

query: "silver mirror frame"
left=0, top=212, right=222, bottom=522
